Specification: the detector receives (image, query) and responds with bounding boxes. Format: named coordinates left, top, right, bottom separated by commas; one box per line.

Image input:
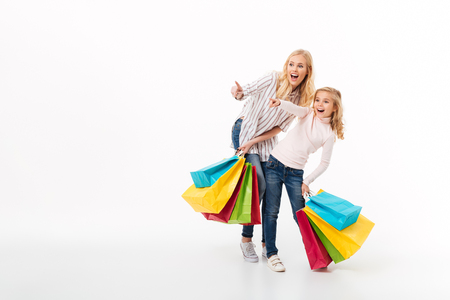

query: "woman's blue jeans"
left=263, top=155, right=305, bottom=258
left=232, top=119, right=266, bottom=242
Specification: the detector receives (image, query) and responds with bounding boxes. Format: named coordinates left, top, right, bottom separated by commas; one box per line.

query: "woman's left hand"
left=237, top=140, right=255, bottom=155
left=302, top=183, right=310, bottom=195
left=231, top=81, right=244, bottom=99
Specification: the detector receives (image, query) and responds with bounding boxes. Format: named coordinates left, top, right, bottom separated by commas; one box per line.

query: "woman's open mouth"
left=290, top=74, right=299, bottom=81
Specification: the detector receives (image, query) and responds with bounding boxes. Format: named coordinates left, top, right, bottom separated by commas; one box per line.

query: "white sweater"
left=270, top=100, right=335, bottom=186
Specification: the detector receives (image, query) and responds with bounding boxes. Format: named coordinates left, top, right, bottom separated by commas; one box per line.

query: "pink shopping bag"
left=296, top=209, right=332, bottom=270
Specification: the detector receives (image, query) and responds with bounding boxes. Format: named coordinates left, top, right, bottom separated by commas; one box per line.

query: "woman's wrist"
left=236, top=89, right=245, bottom=100
left=247, top=139, right=257, bottom=146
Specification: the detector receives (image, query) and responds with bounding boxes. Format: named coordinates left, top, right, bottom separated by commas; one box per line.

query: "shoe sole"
left=269, top=268, right=285, bottom=272
left=243, top=256, right=259, bottom=263
left=267, top=263, right=285, bottom=272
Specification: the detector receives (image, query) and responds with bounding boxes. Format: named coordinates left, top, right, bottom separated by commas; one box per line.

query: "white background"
left=1, top=1, right=449, bottom=299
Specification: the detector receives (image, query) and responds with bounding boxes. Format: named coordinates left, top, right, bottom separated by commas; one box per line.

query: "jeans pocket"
left=265, top=160, right=276, bottom=169
left=291, top=168, right=304, bottom=177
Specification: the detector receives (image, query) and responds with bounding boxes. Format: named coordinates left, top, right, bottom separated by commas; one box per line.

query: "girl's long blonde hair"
left=315, top=87, right=345, bottom=140
left=276, top=49, right=316, bottom=107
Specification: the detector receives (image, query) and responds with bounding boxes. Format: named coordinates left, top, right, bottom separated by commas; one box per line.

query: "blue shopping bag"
left=306, top=191, right=362, bottom=231
left=190, top=156, right=240, bottom=188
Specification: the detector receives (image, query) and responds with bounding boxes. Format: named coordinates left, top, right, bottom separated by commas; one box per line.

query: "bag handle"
left=235, top=150, right=245, bottom=157
left=304, top=190, right=318, bottom=199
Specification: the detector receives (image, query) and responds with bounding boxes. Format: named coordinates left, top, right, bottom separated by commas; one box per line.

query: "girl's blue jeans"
left=263, top=155, right=305, bottom=258
left=232, top=119, right=266, bottom=242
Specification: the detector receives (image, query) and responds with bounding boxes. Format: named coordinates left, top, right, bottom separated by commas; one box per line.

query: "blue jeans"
left=232, top=119, right=266, bottom=241
left=263, top=155, right=305, bottom=258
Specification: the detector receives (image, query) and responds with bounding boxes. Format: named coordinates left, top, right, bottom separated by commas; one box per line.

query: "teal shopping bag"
left=190, top=156, right=240, bottom=188
left=306, top=191, right=362, bottom=230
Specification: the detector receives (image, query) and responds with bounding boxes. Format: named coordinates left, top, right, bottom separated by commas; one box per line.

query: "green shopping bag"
left=228, top=163, right=253, bottom=224
left=307, top=215, right=346, bottom=264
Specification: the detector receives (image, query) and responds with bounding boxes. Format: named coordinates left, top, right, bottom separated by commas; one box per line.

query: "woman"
left=231, top=49, right=316, bottom=262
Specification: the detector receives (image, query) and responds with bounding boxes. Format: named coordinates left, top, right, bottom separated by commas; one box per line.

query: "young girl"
left=231, top=49, right=316, bottom=262
left=263, top=87, right=345, bottom=272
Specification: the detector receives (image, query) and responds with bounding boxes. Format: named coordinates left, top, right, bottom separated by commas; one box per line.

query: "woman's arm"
left=269, top=98, right=310, bottom=118
left=231, top=72, right=276, bottom=101
left=237, top=126, right=282, bottom=155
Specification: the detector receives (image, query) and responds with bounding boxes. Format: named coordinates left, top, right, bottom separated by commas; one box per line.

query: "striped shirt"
left=232, top=71, right=300, bottom=162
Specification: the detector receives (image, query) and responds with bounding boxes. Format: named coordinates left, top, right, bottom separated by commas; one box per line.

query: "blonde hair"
left=314, top=87, right=345, bottom=140
left=276, top=49, right=316, bottom=107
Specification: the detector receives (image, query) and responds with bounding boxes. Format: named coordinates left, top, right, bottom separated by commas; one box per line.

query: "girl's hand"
left=237, top=140, right=255, bottom=155
left=301, top=183, right=310, bottom=196
left=269, top=98, right=281, bottom=107
left=231, top=81, right=244, bottom=99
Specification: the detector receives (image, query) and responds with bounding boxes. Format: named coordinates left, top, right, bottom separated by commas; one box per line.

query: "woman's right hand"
left=237, top=140, right=255, bottom=155
left=231, top=81, right=244, bottom=99
left=269, top=98, right=281, bottom=107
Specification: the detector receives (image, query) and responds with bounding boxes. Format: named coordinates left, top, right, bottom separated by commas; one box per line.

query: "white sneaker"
left=240, top=241, right=259, bottom=262
left=267, top=255, right=286, bottom=272
left=262, top=246, right=267, bottom=259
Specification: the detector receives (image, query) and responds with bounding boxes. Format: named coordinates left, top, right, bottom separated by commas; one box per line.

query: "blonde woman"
left=264, top=87, right=345, bottom=272
left=231, top=49, right=315, bottom=262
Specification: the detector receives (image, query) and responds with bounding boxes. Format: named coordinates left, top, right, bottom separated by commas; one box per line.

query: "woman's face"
left=314, top=91, right=336, bottom=118
left=287, top=54, right=308, bottom=89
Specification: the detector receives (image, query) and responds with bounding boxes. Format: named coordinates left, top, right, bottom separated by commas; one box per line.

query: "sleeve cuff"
left=279, top=100, right=288, bottom=109
left=303, top=178, right=311, bottom=186
left=240, top=87, right=249, bottom=100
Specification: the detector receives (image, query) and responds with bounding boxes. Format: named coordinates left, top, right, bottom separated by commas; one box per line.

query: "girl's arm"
left=303, top=134, right=335, bottom=187
left=231, top=72, right=276, bottom=101
left=269, top=98, right=310, bottom=118
left=237, top=126, right=282, bottom=155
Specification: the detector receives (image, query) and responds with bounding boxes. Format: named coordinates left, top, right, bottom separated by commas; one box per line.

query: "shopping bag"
left=241, top=166, right=261, bottom=226
left=306, top=215, right=345, bottom=264
left=228, top=163, right=253, bottom=224
left=190, top=156, right=240, bottom=188
left=307, top=191, right=362, bottom=230
left=296, top=209, right=332, bottom=270
left=201, top=165, right=247, bottom=223
left=181, top=157, right=245, bottom=213
left=304, top=205, right=375, bottom=260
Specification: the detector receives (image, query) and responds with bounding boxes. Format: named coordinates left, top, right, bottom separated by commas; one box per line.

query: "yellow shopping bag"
left=182, top=157, right=245, bottom=213
left=303, top=205, right=375, bottom=260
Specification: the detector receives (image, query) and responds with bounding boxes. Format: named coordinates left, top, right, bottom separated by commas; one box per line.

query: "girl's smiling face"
left=287, top=54, right=308, bottom=89
left=314, top=91, right=336, bottom=118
